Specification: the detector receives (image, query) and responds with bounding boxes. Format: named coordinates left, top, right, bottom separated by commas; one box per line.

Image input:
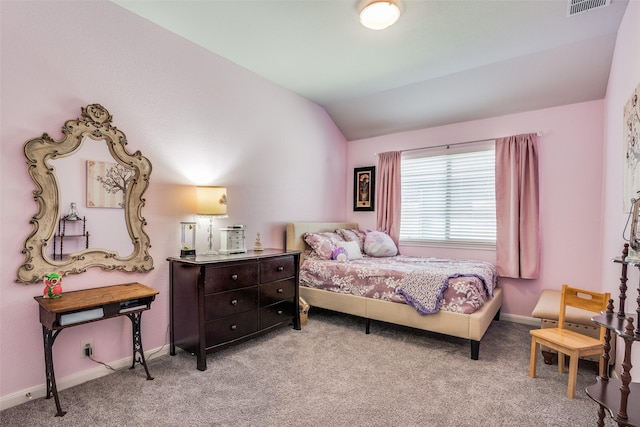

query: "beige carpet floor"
left=0, top=308, right=617, bottom=426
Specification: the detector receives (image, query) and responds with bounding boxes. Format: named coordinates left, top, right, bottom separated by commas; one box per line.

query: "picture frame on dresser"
left=353, top=166, right=375, bottom=211
left=180, top=222, right=196, bottom=258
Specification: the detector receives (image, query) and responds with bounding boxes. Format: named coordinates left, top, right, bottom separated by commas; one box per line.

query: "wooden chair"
left=529, top=284, right=610, bottom=398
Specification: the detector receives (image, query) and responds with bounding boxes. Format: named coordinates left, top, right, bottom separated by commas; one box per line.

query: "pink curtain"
left=495, top=133, right=540, bottom=279
left=376, top=151, right=401, bottom=244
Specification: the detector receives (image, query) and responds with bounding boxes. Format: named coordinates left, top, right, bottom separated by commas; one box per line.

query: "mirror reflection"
left=50, top=136, right=133, bottom=260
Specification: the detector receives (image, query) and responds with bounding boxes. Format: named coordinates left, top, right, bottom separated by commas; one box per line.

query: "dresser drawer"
left=205, top=311, right=258, bottom=346
left=259, top=278, right=295, bottom=307
left=260, top=255, right=295, bottom=283
left=204, top=262, right=259, bottom=293
left=259, top=301, right=295, bottom=329
left=204, top=288, right=258, bottom=321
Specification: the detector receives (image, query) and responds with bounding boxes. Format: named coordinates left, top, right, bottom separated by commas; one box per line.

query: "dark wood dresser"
left=168, top=249, right=300, bottom=370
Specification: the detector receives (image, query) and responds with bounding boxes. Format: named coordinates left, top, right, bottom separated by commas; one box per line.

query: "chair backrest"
left=558, top=284, right=610, bottom=340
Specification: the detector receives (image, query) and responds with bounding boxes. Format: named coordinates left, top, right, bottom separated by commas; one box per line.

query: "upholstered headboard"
left=285, top=222, right=358, bottom=265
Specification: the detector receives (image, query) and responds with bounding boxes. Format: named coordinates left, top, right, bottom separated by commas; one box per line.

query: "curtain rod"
left=376, top=131, right=543, bottom=155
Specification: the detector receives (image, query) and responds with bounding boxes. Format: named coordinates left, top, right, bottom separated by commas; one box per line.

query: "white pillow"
left=364, top=231, right=398, bottom=257
left=338, top=240, right=363, bottom=260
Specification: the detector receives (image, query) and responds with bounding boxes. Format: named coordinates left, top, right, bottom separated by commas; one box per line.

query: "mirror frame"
left=16, top=104, right=154, bottom=283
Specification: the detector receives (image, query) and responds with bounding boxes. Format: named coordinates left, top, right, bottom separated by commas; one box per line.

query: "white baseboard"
left=500, top=313, right=541, bottom=327
left=0, top=345, right=170, bottom=411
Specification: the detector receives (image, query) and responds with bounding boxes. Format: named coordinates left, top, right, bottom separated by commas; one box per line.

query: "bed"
left=285, top=222, right=503, bottom=360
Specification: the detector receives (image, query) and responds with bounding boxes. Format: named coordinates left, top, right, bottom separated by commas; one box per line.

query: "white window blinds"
left=399, top=142, right=496, bottom=248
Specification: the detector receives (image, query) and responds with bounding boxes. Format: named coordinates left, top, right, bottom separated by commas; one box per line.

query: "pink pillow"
left=364, top=231, right=398, bottom=257
left=303, top=232, right=345, bottom=260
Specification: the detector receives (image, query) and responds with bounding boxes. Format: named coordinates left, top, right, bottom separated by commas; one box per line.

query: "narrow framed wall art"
left=624, top=81, right=640, bottom=212
left=353, top=166, right=375, bottom=211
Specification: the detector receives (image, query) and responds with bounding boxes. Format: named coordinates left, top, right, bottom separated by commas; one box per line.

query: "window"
left=399, top=141, right=496, bottom=248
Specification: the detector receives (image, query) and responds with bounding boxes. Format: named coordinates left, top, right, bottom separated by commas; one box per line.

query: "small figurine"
left=65, top=202, right=79, bottom=220
left=43, top=272, right=63, bottom=298
left=254, top=232, right=264, bottom=251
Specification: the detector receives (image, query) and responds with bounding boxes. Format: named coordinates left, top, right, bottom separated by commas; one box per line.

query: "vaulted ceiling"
left=113, top=0, right=629, bottom=141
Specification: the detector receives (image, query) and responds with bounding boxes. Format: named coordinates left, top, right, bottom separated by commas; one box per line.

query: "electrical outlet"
left=81, top=339, right=93, bottom=358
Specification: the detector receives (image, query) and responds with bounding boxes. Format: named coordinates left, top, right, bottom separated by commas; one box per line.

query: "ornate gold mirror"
left=16, top=104, right=153, bottom=283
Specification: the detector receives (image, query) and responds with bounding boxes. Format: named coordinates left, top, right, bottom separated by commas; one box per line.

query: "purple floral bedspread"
left=300, top=252, right=498, bottom=315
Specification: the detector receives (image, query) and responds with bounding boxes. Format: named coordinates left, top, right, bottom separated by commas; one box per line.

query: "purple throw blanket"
left=395, top=270, right=451, bottom=314
left=396, top=271, right=490, bottom=315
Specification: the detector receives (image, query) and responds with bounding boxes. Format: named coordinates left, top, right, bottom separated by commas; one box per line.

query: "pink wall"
left=2, top=0, right=638, bottom=407
left=601, top=0, right=640, bottom=370
left=0, top=2, right=346, bottom=402
left=347, top=101, right=606, bottom=318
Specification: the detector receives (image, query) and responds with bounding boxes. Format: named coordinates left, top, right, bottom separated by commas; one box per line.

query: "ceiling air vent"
left=567, top=0, right=611, bottom=16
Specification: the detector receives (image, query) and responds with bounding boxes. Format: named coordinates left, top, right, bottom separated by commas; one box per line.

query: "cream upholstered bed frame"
left=285, top=222, right=503, bottom=360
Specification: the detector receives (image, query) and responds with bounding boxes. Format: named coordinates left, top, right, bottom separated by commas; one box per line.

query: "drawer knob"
left=231, top=274, right=238, bottom=280
left=230, top=299, right=238, bottom=305
left=277, top=310, right=283, bottom=315
left=230, top=324, right=237, bottom=331
left=276, top=266, right=284, bottom=272
left=277, top=288, right=284, bottom=294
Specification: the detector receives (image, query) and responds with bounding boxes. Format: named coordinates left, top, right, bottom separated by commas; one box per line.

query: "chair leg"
left=529, top=336, right=538, bottom=378
left=558, top=352, right=565, bottom=374
left=567, top=353, right=579, bottom=398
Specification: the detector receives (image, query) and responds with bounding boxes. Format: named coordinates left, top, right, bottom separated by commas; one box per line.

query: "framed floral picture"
left=353, top=166, right=375, bottom=211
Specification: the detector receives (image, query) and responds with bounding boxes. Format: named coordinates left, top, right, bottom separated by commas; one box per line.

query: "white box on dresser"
left=219, top=225, right=247, bottom=254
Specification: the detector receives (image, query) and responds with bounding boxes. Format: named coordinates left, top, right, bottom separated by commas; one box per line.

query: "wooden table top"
left=34, top=282, right=158, bottom=314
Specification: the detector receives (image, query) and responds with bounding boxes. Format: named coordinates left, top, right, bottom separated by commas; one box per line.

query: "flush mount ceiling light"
left=359, top=0, right=401, bottom=30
